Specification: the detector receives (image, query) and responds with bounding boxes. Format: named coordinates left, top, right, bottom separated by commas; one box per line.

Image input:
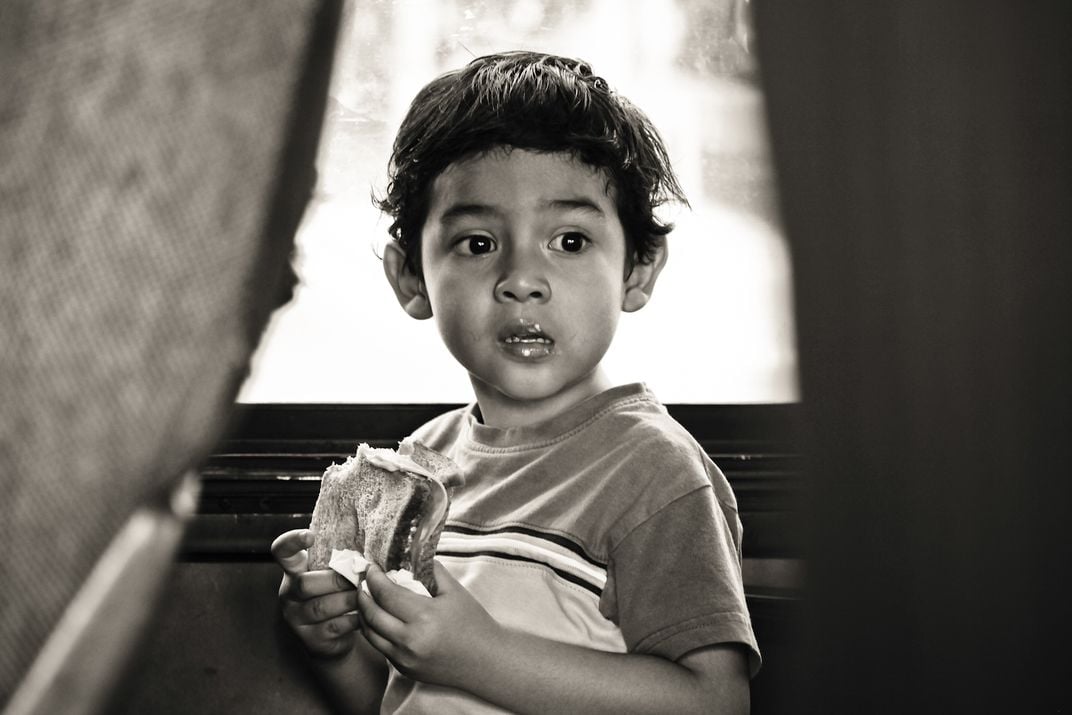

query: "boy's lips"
left=497, top=318, right=554, bottom=360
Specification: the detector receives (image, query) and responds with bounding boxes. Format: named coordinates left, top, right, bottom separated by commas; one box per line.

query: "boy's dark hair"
left=375, top=51, right=688, bottom=276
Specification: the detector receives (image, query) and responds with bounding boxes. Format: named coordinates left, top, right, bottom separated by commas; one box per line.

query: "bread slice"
left=308, top=438, right=461, bottom=595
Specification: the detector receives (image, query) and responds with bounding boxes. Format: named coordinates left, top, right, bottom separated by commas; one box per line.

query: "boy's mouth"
left=497, top=318, right=554, bottom=360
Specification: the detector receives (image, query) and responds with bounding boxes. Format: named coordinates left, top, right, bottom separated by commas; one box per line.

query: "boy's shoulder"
left=591, top=389, right=742, bottom=520
left=573, top=391, right=741, bottom=556
left=594, top=389, right=713, bottom=469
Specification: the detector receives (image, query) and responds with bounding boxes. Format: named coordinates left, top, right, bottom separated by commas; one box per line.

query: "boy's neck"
left=470, top=368, right=614, bottom=429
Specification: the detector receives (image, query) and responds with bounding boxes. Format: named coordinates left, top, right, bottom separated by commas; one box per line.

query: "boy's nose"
left=494, top=267, right=551, bottom=304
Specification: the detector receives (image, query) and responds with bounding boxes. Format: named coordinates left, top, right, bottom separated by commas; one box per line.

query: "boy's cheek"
left=426, top=285, right=481, bottom=321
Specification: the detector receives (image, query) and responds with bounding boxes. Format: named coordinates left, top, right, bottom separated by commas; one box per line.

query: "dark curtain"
left=754, top=1, right=1072, bottom=711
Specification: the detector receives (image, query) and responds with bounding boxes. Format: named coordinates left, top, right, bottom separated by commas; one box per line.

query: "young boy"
left=272, top=51, right=760, bottom=714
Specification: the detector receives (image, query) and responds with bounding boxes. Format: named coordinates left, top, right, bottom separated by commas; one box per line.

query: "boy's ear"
left=622, top=241, right=668, bottom=313
left=383, top=241, right=432, bottom=320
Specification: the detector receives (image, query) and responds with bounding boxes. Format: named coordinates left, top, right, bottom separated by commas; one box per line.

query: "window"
left=238, top=0, right=797, bottom=404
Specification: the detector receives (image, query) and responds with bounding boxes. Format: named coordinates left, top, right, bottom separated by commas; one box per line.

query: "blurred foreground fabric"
left=0, top=1, right=339, bottom=708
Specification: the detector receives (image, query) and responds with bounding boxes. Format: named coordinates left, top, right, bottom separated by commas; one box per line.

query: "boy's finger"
left=313, top=612, right=361, bottom=641
left=363, top=565, right=424, bottom=621
left=289, top=568, right=356, bottom=600
left=298, top=628, right=354, bottom=659
left=360, top=622, right=398, bottom=661
left=300, top=589, right=360, bottom=625
left=357, top=579, right=407, bottom=643
left=270, top=529, right=314, bottom=576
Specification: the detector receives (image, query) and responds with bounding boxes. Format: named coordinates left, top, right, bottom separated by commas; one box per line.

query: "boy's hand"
left=271, top=529, right=361, bottom=659
left=357, top=561, right=499, bottom=687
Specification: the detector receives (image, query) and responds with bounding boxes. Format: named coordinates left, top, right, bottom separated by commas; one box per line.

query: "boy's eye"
left=455, top=235, right=497, bottom=255
left=549, top=232, right=589, bottom=253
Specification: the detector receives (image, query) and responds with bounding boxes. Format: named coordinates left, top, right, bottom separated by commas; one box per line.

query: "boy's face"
left=385, top=149, right=663, bottom=425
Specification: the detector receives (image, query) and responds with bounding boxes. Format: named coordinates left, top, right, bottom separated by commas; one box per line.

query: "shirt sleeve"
left=601, top=483, right=762, bottom=676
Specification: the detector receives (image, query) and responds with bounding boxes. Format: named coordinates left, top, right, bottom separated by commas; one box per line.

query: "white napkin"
left=327, top=548, right=431, bottom=597
left=328, top=548, right=370, bottom=588
left=383, top=568, right=432, bottom=597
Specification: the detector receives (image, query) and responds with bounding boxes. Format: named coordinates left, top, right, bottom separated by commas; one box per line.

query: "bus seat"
left=0, top=1, right=340, bottom=712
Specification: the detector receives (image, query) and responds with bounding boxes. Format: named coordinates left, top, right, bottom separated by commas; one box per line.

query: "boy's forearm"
left=455, top=627, right=748, bottom=715
left=308, top=636, right=388, bottom=715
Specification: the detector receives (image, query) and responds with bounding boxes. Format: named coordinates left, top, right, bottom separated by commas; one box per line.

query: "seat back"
left=0, top=1, right=340, bottom=710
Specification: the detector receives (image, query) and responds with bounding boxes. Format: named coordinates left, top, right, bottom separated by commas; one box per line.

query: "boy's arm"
left=359, top=563, right=750, bottom=714
left=305, top=634, right=389, bottom=714
left=459, top=627, right=748, bottom=714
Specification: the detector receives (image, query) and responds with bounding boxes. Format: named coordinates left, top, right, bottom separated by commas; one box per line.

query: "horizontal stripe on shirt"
left=439, top=526, right=607, bottom=596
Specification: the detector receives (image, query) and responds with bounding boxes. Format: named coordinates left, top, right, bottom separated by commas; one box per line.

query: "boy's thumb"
left=277, top=550, right=309, bottom=576
left=270, top=529, right=312, bottom=575
left=432, top=560, right=460, bottom=594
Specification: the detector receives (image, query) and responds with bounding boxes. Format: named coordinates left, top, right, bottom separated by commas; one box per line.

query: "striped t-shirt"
left=381, top=383, right=760, bottom=713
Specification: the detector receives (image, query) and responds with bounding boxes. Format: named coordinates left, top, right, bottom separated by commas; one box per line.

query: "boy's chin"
left=471, top=374, right=560, bottom=405
left=469, top=368, right=606, bottom=410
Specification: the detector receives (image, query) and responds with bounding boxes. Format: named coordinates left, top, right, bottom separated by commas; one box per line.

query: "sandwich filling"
left=358, top=443, right=450, bottom=576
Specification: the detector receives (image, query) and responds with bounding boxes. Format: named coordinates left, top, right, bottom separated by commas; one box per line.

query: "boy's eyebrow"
left=436, top=198, right=607, bottom=222
left=438, top=202, right=499, bottom=222
left=545, top=198, right=606, bottom=216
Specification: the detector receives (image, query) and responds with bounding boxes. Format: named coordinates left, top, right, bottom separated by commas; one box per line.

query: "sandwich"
left=308, top=438, right=462, bottom=596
